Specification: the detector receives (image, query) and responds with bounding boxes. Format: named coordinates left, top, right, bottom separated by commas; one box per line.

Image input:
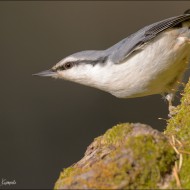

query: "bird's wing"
left=144, top=14, right=190, bottom=36
left=109, top=12, right=190, bottom=64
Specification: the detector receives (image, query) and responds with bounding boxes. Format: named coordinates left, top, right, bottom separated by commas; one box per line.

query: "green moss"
left=121, top=135, right=175, bottom=188
left=54, top=167, right=75, bottom=189
left=165, top=78, right=190, bottom=188
left=55, top=124, right=176, bottom=189
left=166, top=79, right=190, bottom=140
left=179, top=154, right=190, bottom=188
left=101, top=123, right=132, bottom=145
left=60, top=167, right=74, bottom=178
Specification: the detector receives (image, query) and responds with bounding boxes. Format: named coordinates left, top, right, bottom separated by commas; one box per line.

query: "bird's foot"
left=168, top=105, right=177, bottom=118
left=165, top=93, right=177, bottom=117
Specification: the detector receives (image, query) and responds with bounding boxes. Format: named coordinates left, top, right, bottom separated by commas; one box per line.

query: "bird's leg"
left=165, top=93, right=177, bottom=117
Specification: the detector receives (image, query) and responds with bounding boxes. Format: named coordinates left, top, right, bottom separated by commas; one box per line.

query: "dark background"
left=1, top=1, right=190, bottom=189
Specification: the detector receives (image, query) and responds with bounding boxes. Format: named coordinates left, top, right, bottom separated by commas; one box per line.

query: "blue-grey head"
left=34, top=50, right=112, bottom=90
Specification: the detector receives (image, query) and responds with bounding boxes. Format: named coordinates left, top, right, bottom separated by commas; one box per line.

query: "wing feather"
left=108, top=12, right=190, bottom=64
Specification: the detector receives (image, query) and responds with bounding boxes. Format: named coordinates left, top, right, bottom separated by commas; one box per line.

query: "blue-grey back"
left=107, top=12, right=190, bottom=64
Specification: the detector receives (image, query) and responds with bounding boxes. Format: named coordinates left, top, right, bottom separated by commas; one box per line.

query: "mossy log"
left=54, top=78, right=190, bottom=189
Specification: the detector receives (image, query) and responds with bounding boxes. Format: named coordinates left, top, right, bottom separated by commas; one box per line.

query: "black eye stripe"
left=56, top=56, right=108, bottom=71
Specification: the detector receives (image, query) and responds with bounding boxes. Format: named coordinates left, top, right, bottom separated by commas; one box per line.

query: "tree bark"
left=54, top=78, right=190, bottom=189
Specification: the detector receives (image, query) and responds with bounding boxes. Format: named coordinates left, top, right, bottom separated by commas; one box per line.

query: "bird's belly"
left=108, top=30, right=190, bottom=98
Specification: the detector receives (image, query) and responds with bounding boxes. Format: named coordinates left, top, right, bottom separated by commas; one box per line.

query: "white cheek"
left=56, top=65, right=93, bottom=84
left=56, top=71, right=65, bottom=79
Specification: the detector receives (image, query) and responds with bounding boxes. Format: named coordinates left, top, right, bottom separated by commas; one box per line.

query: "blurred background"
left=1, top=1, right=190, bottom=189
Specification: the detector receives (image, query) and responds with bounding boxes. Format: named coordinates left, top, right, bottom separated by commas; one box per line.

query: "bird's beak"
left=33, top=69, right=56, bottom=77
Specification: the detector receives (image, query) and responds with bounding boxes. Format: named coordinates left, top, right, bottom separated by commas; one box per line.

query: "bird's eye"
left=64, top=62, right=73, bottom=69
left=58, top=62, right=74, bottom=71
left=65, top=62, right=73, bottom=69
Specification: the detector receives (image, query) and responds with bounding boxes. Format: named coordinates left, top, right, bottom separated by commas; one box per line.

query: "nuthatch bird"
left=34, top=10, right=190, bottom=114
